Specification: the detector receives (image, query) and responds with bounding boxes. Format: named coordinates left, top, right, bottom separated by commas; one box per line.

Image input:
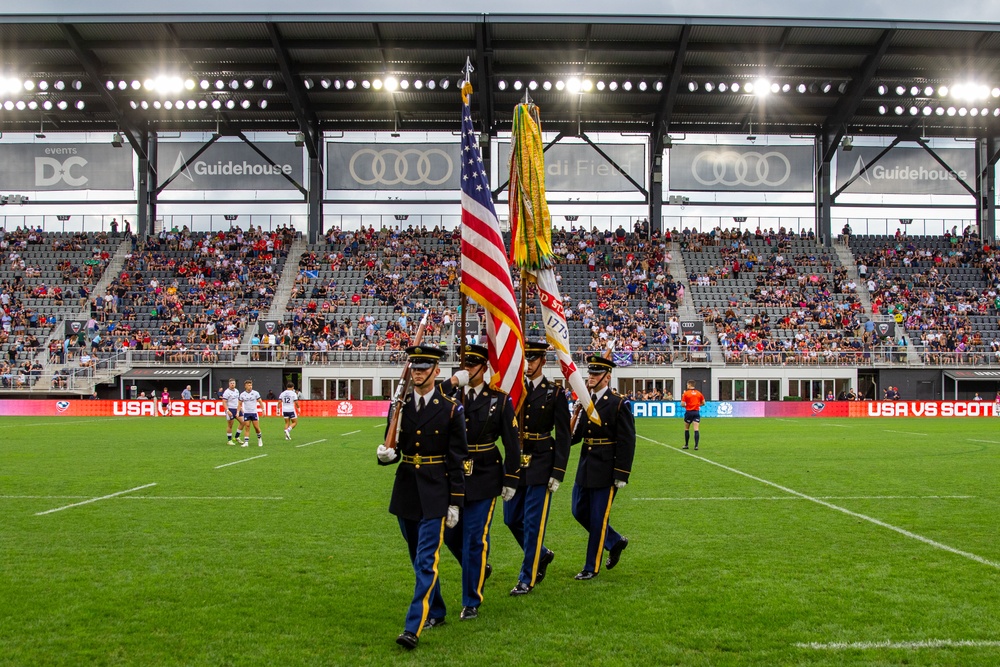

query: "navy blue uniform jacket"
left=380, top=385, right=467, bottom=521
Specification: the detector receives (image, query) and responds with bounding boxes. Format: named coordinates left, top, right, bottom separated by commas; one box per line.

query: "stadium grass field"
left=2, top=414, right=999, bottom=667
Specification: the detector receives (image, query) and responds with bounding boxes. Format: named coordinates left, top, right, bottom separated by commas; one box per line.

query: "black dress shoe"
left=535, top=550, right=555, bottom=584
left=484, top=563, right=492, bottom=580
left=509, top=581, right=532, bottom=596
left=396, top=631, right=418, bottom=650
left=422, top=617, right=446, bottom=629
left=574, top=570, right=597, bottom=580
left=460, top=606, right=479, bottom=620
left=606, top=536, right=629, bottom=570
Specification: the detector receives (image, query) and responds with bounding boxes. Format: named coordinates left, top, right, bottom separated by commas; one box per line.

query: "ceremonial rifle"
left=383, top=310, right=430, bottom=450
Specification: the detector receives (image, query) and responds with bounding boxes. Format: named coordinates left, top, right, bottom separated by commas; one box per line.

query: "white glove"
left=614, top=479, right=627, bottom=489
left=376, top=444, right=397, bottom=463
left=547, top=477, right=561, bottom=493
left=445, top=505, right=460, bottom=528
left=501, top=486, right=516, bottom=502
left=453, top=370, right=470, bottom=387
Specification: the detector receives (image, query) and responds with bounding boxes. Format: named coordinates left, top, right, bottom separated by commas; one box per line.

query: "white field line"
left=638, top=434, right=1000, bottom=571
left=341, top=430, right=361, bottom=436
left=775, top=418, right=796, bottom=422
left=34, top=483, right=157, bottom=516
left=883, top=429, right=928, bottom=436
left=295, top=438, right=328, bottom=448
left=214, top=454, right=267, bottom=469
left=827, top=423, right=852, bottom=428
left=797, top=639, right=1000, bottom=650
left=969, top=439, right=1000, bottom=444
left=634, top=495, right=975, bottom=501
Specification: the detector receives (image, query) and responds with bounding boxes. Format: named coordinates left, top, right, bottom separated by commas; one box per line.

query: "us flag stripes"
left=458, top=82, right=526, bottom=410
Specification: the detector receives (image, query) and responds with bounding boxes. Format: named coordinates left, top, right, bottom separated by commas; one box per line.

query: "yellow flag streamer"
left=509, top=103, right=555, bottom=270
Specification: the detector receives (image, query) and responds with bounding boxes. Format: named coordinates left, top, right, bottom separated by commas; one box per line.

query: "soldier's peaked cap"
left=524, top=341, right=549, bottom=360
left=462, top=344, right=488, bottom=364
left=406, top=345, right=446, bottom=369
left=587, top=355, right=616, bottom=372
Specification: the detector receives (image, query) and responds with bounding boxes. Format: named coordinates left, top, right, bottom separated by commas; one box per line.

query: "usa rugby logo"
left=812, top=401, right=826, bottom=415
left=55, top=401, right=71, bottom=413
left=337, top=402, right=354, bottom=416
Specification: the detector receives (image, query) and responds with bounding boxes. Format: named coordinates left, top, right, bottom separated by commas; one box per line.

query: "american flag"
left=459, top=82, right=526, bottom=410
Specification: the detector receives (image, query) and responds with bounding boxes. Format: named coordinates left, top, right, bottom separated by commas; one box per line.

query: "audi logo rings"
left=349, top=148, right=454, bottom=186
left=690, top=150, right=792, bottom=187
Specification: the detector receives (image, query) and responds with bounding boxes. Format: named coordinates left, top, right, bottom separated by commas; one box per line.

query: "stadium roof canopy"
left=2, top=13, right=1000, bottom=156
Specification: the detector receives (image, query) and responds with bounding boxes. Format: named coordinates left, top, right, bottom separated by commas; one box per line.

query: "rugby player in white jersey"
left=278, top=382, right=300, bottom=440
left=223, top=378, right=244, bottom=446
left=239, top=379, right=264, bottom=447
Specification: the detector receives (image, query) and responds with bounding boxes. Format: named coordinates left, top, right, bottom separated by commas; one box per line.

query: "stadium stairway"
left=834, top=240, right=873, bottom=313
left=234, top=234, right=307, bottom=364
left=671, top=247, right=724, bottom=365
left=29, top=238, right=133, bottom=394
left=264, top=234, right=307, bottom=320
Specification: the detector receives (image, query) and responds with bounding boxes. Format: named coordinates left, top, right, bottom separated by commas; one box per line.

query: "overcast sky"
left=7, top=0, right=1000, bottom=23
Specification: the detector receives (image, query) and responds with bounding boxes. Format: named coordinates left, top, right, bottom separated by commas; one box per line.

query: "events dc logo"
left=717, top=402, right=733, bottom=416
left=337, top=402, right=354, bottom=416
left=35, top=157, right=89, bottom=187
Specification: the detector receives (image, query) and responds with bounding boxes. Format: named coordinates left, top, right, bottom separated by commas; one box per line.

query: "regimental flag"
left=509, top=100, right=599, bottom=425
left=459, top=82, right=526, bottom=410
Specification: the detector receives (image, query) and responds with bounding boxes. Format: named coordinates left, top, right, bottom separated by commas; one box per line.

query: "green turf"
left=1, top=415, right=999, bottom=666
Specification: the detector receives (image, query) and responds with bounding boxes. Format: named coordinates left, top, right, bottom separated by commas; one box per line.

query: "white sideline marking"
left=35, top=483, right=157, bottom=516
left=341, top=430, right=361, bottom=436
left=122, top=496, right=283, bottom=501
left=214, top=454, right=267, bottom=469
left=884, top=429, right=928, bottom=436
left=797, top=639, right=1000, bottom=651
left=295, top=438, right=328, bottom=448
left=638, top=434, right=1000, bottom=571
left=775, top=418, right=796, bottom=422
left=634, top=495, right=974, bottom=501
left=827, top=423, right=852, bottom=428
left=969, top=439, right=1000, bottom=444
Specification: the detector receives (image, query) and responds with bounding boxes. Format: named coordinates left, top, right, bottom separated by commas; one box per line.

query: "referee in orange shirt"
left=681, top=380, right=706, bottom=450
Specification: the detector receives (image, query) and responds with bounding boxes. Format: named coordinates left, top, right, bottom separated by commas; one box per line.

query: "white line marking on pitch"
left=827, top=423, right=852, bottom=428
left=638, top=434, right=1000, bottom=571
left=35, top=483, right=157, bottom=516
left=634, top=495, right=974, bottom=501
left=341, top=430, right=360, bottom=436
left=214, top=454, right=267, bottom=469
left=295, top=438, right=328, bottom=448
left=775, top=418, right=796, bottom=422
left=884, top=429, right=928, bottom=436
left=969, top=439, right=1000, bottom=444
left=797, top=639, right=1000, bottom=650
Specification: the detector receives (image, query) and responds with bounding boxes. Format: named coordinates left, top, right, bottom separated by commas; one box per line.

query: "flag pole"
left=459, top=57, right=475, bottom=367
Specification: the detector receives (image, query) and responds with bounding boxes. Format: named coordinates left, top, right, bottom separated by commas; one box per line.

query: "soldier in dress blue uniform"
left=504, top=340, right=570, bottom=595
left=441, top=343, right=521, bottom=620
left=376, top=345, right=467, bottom=650
left=570, top=355, right=635, bottom=580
